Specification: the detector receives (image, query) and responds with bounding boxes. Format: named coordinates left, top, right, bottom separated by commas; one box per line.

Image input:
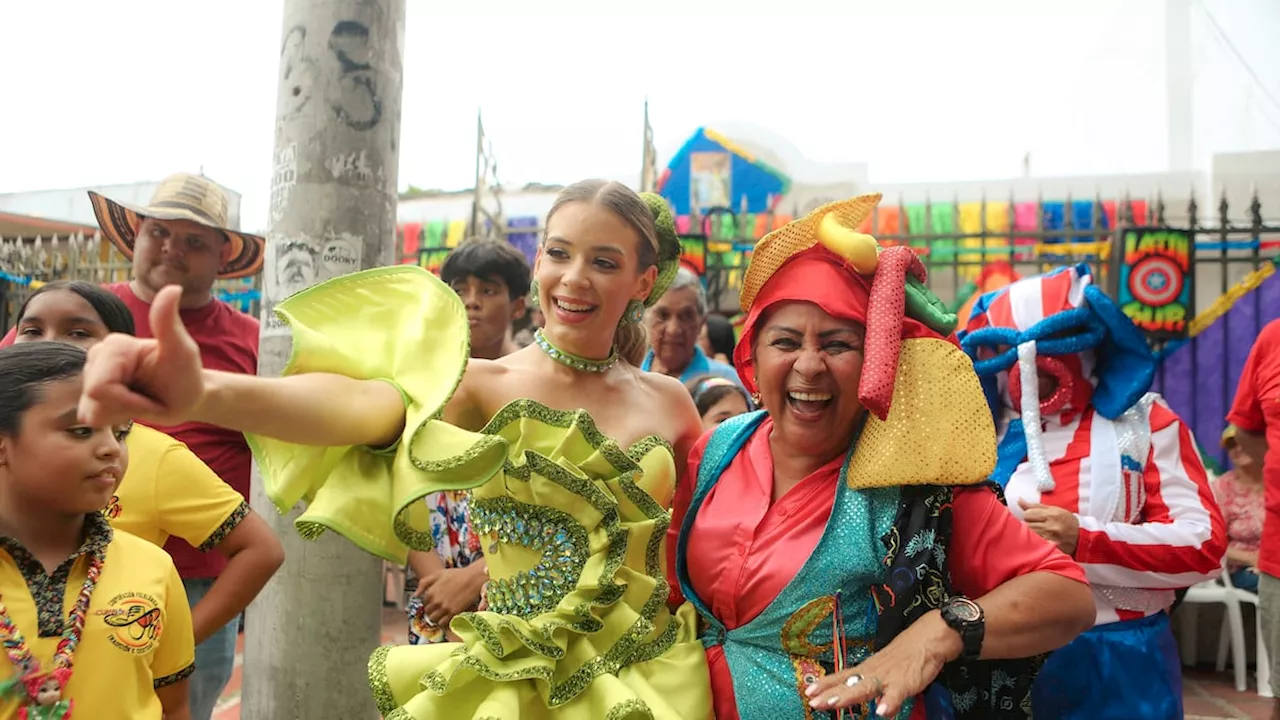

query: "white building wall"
left=1183, top=0, right=1280, bottom=172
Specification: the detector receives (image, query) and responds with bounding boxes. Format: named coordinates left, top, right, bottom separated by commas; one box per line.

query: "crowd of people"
left=0, top=171, right=1275, bottom=719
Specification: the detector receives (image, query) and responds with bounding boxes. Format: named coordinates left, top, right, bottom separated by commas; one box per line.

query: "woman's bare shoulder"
left=633, top=368, right=702, bottom=444
left=458, top=350, right=548, bottom=414
left=444, top=357, right=512, bottom=430
left=635, top=366, right=688, bottom=399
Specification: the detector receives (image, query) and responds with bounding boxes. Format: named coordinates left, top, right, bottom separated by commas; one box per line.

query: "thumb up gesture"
left=79, top=285, right=207, bottom=428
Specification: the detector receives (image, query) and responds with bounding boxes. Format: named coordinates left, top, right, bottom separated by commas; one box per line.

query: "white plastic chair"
left=1178, top=566, right=1272, bottom=697
left=1214, top=569, right=1273, bottom=698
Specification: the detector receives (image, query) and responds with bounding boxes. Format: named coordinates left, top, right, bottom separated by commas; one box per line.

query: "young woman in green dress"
left=77, top=180, right=714, bottom=719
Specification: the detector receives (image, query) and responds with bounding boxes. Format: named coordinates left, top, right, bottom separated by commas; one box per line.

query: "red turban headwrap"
left=734, top=245, right=953, bottom=420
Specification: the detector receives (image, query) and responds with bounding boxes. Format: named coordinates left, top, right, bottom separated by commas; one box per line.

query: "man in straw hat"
left=90, top=173, right=272, bottom=720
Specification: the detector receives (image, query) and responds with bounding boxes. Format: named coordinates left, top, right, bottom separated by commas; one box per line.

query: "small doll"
left=19, top=670, right=72, bottom=720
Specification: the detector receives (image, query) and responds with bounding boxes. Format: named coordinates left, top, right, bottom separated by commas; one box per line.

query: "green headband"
left=639, top=192, right=684, bottom=307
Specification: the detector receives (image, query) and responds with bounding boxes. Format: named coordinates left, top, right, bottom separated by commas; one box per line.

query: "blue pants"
left=1231, top=567, right=1260, bottom=593
left=183, top=577, right=240, bottom=720
left=1032, top=612, right=1182, bottom=719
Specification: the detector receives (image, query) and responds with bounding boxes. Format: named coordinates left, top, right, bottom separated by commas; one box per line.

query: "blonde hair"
left=543, top=180, right=660, bottom=366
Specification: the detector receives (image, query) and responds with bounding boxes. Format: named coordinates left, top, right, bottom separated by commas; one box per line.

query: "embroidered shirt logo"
left=101, top=496, right=121, bottom=520
left=97, top=592, right=163, bottom=654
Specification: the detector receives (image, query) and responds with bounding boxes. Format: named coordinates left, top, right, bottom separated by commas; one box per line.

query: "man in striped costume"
left=959, top=263, right=1226, bottom=719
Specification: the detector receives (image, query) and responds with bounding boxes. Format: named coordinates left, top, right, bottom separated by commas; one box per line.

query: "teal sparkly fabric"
left=676, top=412, right=911, bottom=720
left=676, top=412, right=1044, bottom=719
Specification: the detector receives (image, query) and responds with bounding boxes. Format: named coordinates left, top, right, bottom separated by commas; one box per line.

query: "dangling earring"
left=623, top=299, right=645, bottom=325
left=529, top=280, right=540, bottom=309
left=750, top=392, right=762, bottom=407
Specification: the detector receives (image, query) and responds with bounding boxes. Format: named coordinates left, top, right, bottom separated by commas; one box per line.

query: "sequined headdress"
left=639, top=192, right=684, bottom=307
left=735, top=193, right=996, bottom=490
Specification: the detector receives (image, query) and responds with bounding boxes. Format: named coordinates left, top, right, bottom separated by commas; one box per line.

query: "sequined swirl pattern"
left=470, top=497, right=589, bottom=617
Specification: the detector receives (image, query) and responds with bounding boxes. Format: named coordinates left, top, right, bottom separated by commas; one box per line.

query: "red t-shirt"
left=1228, top=318, right=1280, bottom=577
left=105, top=283, right=260, bottom=579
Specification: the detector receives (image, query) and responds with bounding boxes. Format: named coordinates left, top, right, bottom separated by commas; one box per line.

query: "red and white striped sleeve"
left=1071, top=399, right=1226, bottom=589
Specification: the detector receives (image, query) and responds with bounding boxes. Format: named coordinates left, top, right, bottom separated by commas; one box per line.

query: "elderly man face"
left=644, top=284, right=705, bottom=376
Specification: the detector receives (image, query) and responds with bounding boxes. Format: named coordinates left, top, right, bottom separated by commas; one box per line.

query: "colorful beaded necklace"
left=0, top=551, right=103, bottom=719
left=533, top=329, right=618, bottom=374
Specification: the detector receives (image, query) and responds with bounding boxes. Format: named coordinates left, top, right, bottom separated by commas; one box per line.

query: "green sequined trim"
left=368, top=645, right=397, bottom=715
left=197, top=501, right=250, bottom=552
left=419, top=653, right=547, bottom=693
left=640, top=192, right=683, bottom=308
left=480, top=399, right=672, bottom=470
left=616, top=435, right=675, bottom=662
left=154, top=663, right=195, bottom=689
left=407, top=427, right=507, bottom=475
left=607, top=697, right=656, bottom=720
left=418, top=616, right=673, bottom=710
left=392, top=430, right=509, bottom=552
left=625, top=613, right=678, bottom=666
left=392, top=515, right=434, bottom=554
left=625, top=435, right=672, bottom=470
left=407, top=399, right=682, bottom=708
left=462, top=613, right=567, bottom=659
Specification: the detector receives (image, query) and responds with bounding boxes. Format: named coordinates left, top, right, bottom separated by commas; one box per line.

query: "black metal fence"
left=681, top=191, right=1280, bottom=468
left=5, top=191, right=1277, bottom=468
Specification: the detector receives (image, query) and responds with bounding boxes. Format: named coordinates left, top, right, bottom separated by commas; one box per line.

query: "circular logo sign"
left=1127, top=256, right=1183, bottom=307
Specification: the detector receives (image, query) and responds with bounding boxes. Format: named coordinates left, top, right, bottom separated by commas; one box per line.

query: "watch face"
left=948, top=598, right=982, bottom=622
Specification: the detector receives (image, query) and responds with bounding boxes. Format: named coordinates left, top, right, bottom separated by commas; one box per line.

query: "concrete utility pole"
left=243, top=0, right=405, bottom=717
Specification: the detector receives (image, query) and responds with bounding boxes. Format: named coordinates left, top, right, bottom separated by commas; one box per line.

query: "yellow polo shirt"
left=105, top=424, right=250, bottom=551
left=0, top=514, right=194, bottom=720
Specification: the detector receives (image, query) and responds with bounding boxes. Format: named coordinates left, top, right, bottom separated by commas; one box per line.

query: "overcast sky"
left=0, top=0, right=1211, bottom=231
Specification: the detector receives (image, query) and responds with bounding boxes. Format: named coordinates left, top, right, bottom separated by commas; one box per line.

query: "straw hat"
left=739, top=193, right=883, bottom=312
left=88, top=173, right=265, bottom=279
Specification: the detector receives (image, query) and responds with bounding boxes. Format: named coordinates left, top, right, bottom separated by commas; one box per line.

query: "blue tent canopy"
left=658, top=127, right=791, bottom=217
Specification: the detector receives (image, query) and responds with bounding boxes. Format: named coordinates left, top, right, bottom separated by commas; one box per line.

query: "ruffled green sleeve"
left=246, top=266, right=509, bottom=564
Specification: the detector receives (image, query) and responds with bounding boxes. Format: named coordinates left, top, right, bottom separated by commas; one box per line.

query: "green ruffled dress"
left=247, top=267, right=712, bottom=720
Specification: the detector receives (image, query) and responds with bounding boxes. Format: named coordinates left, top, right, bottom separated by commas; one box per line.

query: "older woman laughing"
left=667, top=194, right=1096, bottom=719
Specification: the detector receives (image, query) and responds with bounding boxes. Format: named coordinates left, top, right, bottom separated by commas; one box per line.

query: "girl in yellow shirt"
left=9, top=282, right=283, bottom=657
left=0, top=340, right=193, bottom=719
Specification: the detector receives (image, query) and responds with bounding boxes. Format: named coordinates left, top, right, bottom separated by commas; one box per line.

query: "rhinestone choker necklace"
left=533, top=329, right=618, bottom=373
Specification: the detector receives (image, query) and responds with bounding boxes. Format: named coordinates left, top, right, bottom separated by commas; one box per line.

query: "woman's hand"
left=79, top=285, right=204, bottom=427
left=1017, top=499, right=1080, bottom=556
left=419, top=564, right=487, bottom=626
left=805, top=611, right=959, bottom=716
left=1226, top=546, right=1260, bottom=569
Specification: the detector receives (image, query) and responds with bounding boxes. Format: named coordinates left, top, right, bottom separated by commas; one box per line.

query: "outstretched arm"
left=78, top=284, right=429, bottom=448
left=198, top=369, right=407, bottom=448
